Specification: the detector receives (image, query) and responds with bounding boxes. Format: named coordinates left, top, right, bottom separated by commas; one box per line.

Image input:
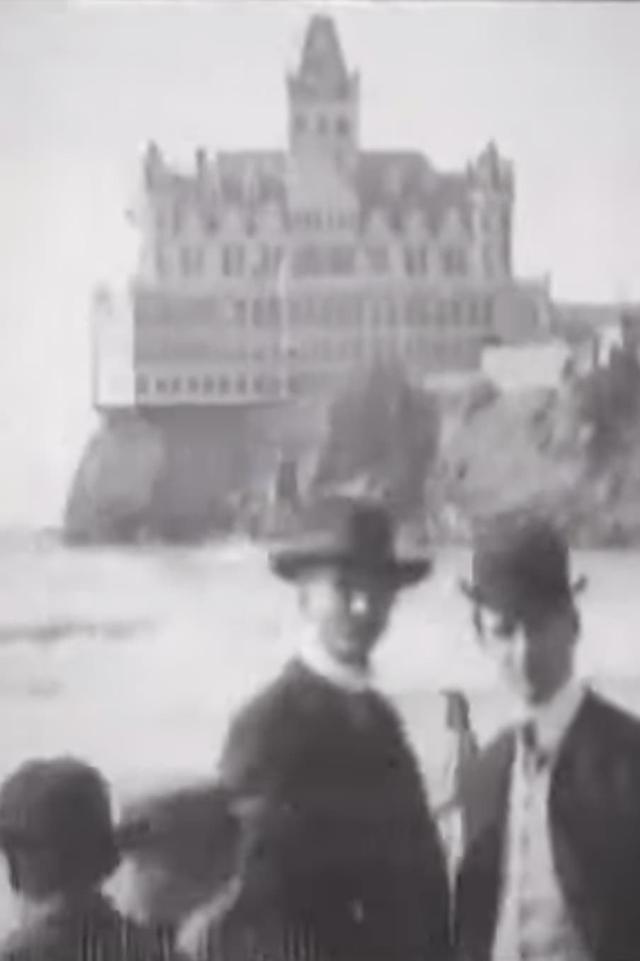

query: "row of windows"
left=136, top=373, right=283, bottom=398
left=135, top=372, right=336, bottom=400
left=156, top=244, right=284, bottom=280
left=137, top=329, right=487, bottom=366
left=155, top=242, right=474, bottom=281
left=292, top=245, right=356, bottom=277
left=292, top=113, right=351, bottom=139
left=157, top=206, right=361, bottom=239
left=137, top=328, right=482, bottom=370
left=137, top=294, right=494, bottom=330
left=135, top=341, right=477, bottom=402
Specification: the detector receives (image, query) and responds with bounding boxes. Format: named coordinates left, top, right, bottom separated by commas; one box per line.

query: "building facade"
left=94, top=14, right=550, bottom=410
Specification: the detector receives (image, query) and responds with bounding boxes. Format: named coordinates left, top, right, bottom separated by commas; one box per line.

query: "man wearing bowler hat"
left=455, top=510, right=640, bottom=961
left=217, top=496, right=451, bottom=961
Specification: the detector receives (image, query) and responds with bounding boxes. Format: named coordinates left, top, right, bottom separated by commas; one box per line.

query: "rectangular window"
left=252, top=299, right=263, bottom=327
left=267, top=297, right=280, bottom=325
left=442, top=246, right=468, bottom=276
left=222, top=245, right=244, bottom=277
left=367, top=246, right=389, bottom=273
left=171, top=205, right=183, bottom=235
left=234, top=300, right=247, bottom=324
left=136, top=374, right=148, bottom=395
left=329, top=246, right=355, bottom=275
left=404, top=248, right=416, bottom=276
left=155, top=247, right=166, bottom=278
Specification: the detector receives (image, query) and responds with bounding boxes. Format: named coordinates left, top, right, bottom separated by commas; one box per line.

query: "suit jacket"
left=0, top=893, right=179, bottom=961
left=455, top=690, right=640, bottom=961
left=218, top=658, right=450, bottom=961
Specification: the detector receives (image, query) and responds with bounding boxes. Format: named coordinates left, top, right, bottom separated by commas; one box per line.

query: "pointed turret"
left=287, top=15, right=359, bottom=170
left=290, top=15, right=350, bottom=101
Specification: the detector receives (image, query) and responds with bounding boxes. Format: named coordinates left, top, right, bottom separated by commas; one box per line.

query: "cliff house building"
left=93, top=14, right=551, bottom=410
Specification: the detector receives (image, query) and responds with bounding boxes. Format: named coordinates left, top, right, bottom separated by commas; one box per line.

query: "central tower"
left=287, top=15, right=360, bottom=173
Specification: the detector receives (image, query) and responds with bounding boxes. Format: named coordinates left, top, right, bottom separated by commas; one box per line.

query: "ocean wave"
left=0, top=618, right=152, bottom=645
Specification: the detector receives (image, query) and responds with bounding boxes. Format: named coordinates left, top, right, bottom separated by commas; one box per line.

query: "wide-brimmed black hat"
left=460, top=511, right=587, bottom=620
left=0, top=757, right=119, bottom=886
left=269, top=496, right=432, bottom=589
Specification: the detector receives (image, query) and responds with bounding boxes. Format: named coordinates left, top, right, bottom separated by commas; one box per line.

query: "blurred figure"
left=455, top=511, right=640, bottom=961
left=435, top=690, right=478, bottom=876
left=115, top=780, right=240, bottom=954
left=217, top=498, right=450, bottom=961
left=0, top=756, right=168, bottom=961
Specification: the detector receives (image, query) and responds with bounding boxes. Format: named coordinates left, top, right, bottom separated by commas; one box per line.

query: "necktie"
left=521, top=720, right=549, bottom=772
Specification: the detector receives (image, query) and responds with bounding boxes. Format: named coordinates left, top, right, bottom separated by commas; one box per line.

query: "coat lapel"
left=549, top=692, right=608, bottom=958
left=456, top=730, right=514, bottom=961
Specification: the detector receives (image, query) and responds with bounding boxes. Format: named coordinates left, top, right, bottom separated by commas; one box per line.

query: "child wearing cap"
left=0, top=756, right=174, bottom=961
left=114, top=780, right=242, bottom=957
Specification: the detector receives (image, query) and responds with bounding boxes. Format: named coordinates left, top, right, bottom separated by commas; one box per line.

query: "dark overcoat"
left=0, top=893, right=179, bottom=961
left=454, top=690, right=640, bottom=961
left=217, top=658, right=451, bottom=961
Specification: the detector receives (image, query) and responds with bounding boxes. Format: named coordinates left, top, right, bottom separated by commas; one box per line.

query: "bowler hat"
left=269, top=496, right=432, bottom=588
left=460, top=511, right=587, bottom=620
left=0, top=757, right=119, bottom=886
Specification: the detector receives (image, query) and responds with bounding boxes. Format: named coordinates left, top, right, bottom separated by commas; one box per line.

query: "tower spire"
left=287, top=14, right=359, bottom=168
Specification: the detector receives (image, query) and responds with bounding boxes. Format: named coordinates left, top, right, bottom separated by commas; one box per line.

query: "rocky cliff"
left=64, top=346, right=640, bottom=547
left=64, top=403, right=326, bottom=544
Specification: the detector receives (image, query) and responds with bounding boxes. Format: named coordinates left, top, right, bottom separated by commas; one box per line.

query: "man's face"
left=300, top=566, right=396, bottom=668
left=474, top=602, right=577, bottom=706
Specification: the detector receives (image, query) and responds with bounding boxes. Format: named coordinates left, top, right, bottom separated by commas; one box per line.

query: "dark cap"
left=269, top=496, right=432, bottom=588
left=0, top=757, right=119, bottom=887
left=117, top=780, right=239, bottom=885
left=460, top=511, right=586, bottom=621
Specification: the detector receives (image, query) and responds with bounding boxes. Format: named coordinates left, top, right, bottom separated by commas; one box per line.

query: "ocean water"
left=0, top=535, right=639, bottom=927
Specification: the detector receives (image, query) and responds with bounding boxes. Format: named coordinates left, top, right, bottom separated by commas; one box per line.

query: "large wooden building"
left=94, top=14, right=551, bottom=410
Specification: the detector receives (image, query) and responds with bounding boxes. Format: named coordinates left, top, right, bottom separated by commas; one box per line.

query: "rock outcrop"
left=64, top=343, right=640, bottom=548
left=64, top=403, right=325, bottom=545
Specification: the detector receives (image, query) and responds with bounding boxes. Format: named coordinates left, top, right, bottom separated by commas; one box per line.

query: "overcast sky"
left=1, top=0, right=639, bottom=527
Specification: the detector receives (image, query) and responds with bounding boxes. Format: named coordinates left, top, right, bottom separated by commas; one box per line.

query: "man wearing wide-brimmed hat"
left=454, top=511, right=640, bottom=961
left=217, top=497, right=450, bottom=961
left=0, top=756, right=174, bottom=961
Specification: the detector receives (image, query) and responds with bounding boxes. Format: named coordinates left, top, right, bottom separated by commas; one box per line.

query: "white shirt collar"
left=516, top=677, right=586, bottom=757
left=298, top=633, right=372, bottom=694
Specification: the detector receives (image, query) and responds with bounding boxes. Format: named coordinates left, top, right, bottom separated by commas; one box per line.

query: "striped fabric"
left=0, top=894, right=180, bottom=961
